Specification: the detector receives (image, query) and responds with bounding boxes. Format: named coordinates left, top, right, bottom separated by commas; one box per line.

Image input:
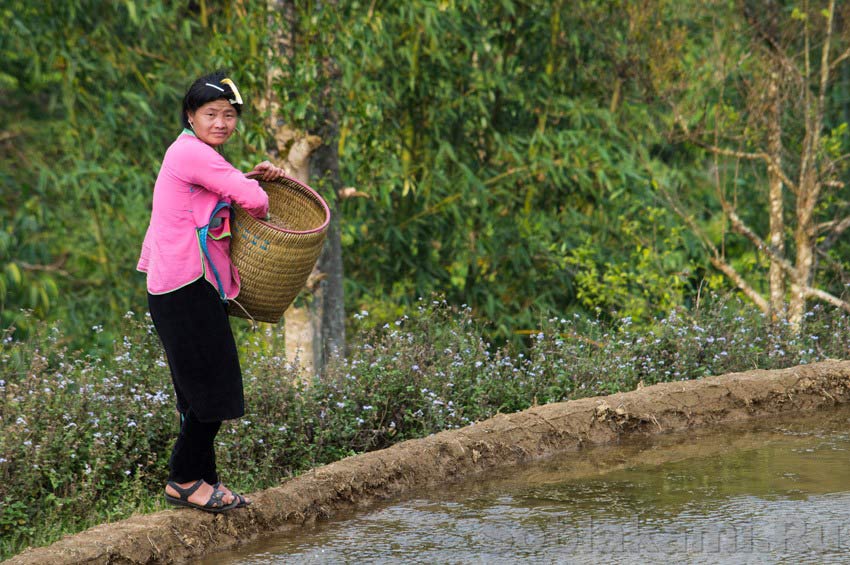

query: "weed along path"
left=6, top=360, right=850, bottom=564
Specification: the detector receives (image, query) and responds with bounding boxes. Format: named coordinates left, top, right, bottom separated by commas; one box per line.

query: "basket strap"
left=229, top=298, right=257, bottom=331
left=197, top=201, right=232, bottom=303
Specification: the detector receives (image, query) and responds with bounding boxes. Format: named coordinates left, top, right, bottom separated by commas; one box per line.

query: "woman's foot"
left=165, top=479, right=236, bottom=512
left=214, top=482, right=251, bottom=507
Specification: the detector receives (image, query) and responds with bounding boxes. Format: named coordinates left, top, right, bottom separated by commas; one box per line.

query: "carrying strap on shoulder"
left=197, top=201, right=232, bottom=302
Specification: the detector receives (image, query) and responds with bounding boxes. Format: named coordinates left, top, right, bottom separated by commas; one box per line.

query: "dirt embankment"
left=7, top=360, right=850, bottom=564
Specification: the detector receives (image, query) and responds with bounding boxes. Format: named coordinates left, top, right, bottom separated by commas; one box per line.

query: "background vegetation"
left=5, top=0, right=846, bottom=344
left=1, top=0, right=849, bottom=559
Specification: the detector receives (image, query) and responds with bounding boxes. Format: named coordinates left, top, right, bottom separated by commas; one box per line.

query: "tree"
left=260, top=0, right=346, bottom=375
left=668, top=0, right=850, bottom=326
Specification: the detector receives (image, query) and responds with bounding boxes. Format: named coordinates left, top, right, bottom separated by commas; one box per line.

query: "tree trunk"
left=766, top=73, right=785, bottom=321
left=281, top=135, right=323, bottom=376
left=311, top=102, right=345, bottom=365
left=262, top=0, right=345, bottom=375
left=263, top=0, right=326, bottom=375
left=790, top=173, right=818, bottom=327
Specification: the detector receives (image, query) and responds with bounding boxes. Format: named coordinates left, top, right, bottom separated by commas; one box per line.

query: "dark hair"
left=181, top=70, right=243, bottom=128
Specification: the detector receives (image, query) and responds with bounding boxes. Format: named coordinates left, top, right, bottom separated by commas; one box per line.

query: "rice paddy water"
left=200, top=405, right=850, bottom=564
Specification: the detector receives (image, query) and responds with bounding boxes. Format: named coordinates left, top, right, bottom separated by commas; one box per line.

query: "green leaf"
left=4, top=263, right=21, bottom=288
left=126, top=1, right=137, bottom=24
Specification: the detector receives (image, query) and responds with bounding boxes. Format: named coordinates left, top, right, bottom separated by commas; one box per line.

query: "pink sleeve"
left=178, top=139, right=270, bottom=218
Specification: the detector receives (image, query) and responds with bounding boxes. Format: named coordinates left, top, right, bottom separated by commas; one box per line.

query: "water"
left=203, top=406, right=850, bottom=564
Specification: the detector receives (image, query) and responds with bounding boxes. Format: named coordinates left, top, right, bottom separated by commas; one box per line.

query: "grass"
left=1, top=294, right=848, bottom=559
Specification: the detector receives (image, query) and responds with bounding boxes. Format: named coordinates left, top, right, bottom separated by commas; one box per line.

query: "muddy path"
left=7, top=360, right=850, bottom=564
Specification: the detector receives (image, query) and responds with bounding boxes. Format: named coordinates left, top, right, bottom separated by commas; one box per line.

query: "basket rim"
left=236, top=175, right=331, bottom=235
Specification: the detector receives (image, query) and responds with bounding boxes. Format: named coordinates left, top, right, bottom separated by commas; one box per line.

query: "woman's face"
left=187, top=99, right=238, bottom=147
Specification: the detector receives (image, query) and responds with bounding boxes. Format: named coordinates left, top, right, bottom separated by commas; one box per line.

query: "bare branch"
left=801, top=0, right=837, bottom=208
left=817, top=215, right=850, bottom=251
left=659, top=182, right=769, bottom=314
left=722, top=205, right=798, bottom=279
left=829, top=46, right=850, bottom=72
left=0, top=130, right=24, bottom=143
left=723, top=204, right=768, bottom=249
left=804, top=286, right=850, bottom=314
left=709, top=256, right=769, bottom=313
left=708, top=144, right=799, bottom=194
left=19, top=253, right=69, bottom=276
left=483, top=158, right=565, bottom=187
left=817, top=215, right=850, bottom=234
left=675, top=114, right=800, bottom=194
left=822, top=153, right=850, bottom=177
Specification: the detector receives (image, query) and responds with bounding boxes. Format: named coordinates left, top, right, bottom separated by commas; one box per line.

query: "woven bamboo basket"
left=228, top=176, right=330, bottom=323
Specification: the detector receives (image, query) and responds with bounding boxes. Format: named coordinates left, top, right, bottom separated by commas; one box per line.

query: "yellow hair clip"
left=220, top=78, right=243, bottom=105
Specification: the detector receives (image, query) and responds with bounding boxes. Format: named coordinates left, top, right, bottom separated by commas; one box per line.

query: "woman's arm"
left=177, top=140, right=270, bottom=218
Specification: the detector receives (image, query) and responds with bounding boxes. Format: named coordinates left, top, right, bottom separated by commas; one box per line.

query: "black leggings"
left=168, top=410, right=222, bottom=484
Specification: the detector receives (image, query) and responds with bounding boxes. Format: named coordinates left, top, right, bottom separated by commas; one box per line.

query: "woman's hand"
left=246, top=161, right=286, bottom=182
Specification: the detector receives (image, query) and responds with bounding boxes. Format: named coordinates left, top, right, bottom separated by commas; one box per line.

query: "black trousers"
left=148, top=278, right=245, bottom=423
left=168, top=409, right=222, bottom=484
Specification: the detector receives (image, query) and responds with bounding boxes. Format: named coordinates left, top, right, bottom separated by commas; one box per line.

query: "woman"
left=137, top=70, right=284, bottom=513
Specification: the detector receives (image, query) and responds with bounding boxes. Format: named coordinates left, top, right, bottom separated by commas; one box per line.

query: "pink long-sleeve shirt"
left=137, top=130, right=269, bottom=298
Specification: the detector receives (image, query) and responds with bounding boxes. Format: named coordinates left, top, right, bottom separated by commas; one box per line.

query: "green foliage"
left=3, top=0, right=850, bottom=344
left=0, top=1, right=269, bottom=340
left=563, top=206, right=699, bottom=318
left=319, top=2, right=695, bottom=337
left=228, top=1, right=713, bottom=340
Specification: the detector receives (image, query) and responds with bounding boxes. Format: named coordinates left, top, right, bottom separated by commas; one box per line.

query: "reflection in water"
left=201, top=406, right=850, bottom=564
